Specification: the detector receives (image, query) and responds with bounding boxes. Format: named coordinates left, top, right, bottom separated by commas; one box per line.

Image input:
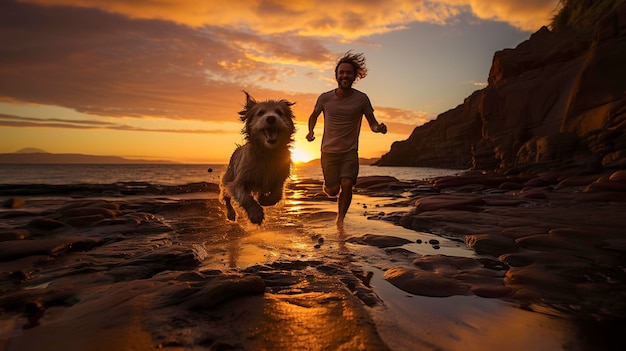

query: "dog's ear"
left=279, top=99, right=295, bottom=107
left=280, top=100, right=296, bottom=119
left=238, top=91, right=257, bottom=121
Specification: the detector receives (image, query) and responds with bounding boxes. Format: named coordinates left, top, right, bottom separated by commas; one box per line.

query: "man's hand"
left=374, top=123, right=387, bottom=134
left=306, top=131, right=315, bottom=141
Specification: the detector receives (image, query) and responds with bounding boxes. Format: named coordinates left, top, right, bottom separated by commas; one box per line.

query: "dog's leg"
left=258, top=181, right=285, bottom=206
left=223, top=193, right=236, bottom=221
left=230, top=184, right=264, bottom=224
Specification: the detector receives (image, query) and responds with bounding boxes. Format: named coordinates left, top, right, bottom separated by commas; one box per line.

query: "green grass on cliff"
left=551, top=0, right=625, bottom=31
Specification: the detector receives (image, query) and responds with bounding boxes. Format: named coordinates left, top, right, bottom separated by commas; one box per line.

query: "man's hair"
left=335, top=51, right=368, bottom=81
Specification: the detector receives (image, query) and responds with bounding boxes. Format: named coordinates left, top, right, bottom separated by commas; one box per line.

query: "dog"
left=219, top=91, right=296, bottom=224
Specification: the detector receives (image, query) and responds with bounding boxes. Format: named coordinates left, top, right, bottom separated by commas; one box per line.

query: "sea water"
left=0, top=163, right=462, bottom=186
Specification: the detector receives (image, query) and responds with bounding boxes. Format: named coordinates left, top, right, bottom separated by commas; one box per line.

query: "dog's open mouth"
left=264, top=126, right=279, bottom=144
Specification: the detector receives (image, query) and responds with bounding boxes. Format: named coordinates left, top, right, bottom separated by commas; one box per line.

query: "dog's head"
left=238, top=91, right=295, bottom=150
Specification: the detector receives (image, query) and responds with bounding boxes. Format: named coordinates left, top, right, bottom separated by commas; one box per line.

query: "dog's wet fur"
left=219, top=91, right=296, bottom=224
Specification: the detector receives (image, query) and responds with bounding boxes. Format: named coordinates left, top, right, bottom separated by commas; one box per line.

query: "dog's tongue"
left=265, top=128, right=278, bottom=143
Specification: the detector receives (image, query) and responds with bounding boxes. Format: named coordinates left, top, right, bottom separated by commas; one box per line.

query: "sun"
left=291, top=146, right=314, bottom=164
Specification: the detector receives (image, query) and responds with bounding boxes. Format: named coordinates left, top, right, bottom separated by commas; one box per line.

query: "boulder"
left=383, top=267, right=471, bottom=297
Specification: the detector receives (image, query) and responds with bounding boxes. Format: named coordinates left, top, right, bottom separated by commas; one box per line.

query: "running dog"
left=219, top=91, right=295, bottom=224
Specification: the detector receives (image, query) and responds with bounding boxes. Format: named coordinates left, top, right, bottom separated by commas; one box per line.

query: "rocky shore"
left=359, top=169, right=626, bottom=324
left=1, top=171, right=625, bottom=350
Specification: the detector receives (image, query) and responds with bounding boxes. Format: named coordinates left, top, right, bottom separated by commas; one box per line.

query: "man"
left=306, top=51, right=387, bottom=225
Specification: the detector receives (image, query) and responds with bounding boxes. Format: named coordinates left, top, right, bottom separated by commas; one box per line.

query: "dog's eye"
left=275, top=109, right=283, bottom=116
left=257, top=109, right=265, bottom=116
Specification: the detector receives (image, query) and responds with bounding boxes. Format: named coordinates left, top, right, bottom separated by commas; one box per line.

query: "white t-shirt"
left=313, top=89, right=374, bottom=153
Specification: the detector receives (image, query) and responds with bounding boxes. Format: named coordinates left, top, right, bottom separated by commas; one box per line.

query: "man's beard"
left=338, top=79, right=353, bottom=89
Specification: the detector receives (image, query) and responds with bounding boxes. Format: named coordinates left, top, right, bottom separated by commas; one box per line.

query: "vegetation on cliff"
left=551, top=0, right=625, bottom=31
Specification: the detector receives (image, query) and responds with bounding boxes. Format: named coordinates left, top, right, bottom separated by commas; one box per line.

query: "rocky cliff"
left=377, top=1, right=626, bottom=172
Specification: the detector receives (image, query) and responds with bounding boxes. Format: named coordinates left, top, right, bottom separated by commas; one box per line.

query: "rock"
left=2, top=198, right=26, bottom=208
left=518, top=189, right=547, bottom=199
left=465, top=234, right=518, bottom=256
left=355, top=176, right=399, bottom=189
left=346, top=234, right=412, bottom=248
left=384, top=267, right=471, bottom=297
left=499, top=181, right=523, bottom=190
left=433, top=174, right=508, bottom=188
left=414, top=194, right=485, bottom=212
left=499, top=253, right=533, bottom=267
left=609, top=170, right=626, bottom=182
left=584, top=180, right=626, bottom=192
left=576, top=191, right=626, bottom=202
left=555, top=174, right=602, bottom=189
left=26, top=218, right=66, bottom=231
left=0, top=229, right=29, bottom=241
left=524, top=174, right=559, bottom=187
left=167, top=274, right=266, bottom=310
left=60, top=207, right=118, bottom=219
left=64, top=214, right=107, bottom=227
left=505, top=265, right=577, bottom=298
left=515, top=234, right=586, bottom=251
left=548, top=227, right=608, bottom=246
left=0, top=237, right=98, bottom=261
left=412, top=255, right=481, bottom=274
left=471, top=286, right=513, bottom=298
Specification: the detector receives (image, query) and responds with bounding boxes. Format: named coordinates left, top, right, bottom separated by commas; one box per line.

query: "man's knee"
left=324, top=184, right=340, bottom=197
left=340, top=177, right=355, bottom=190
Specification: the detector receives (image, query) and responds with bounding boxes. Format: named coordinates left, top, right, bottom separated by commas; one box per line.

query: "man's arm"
left=306, top=110, right=321, bottom=141
left=365, top=111, right=387, bottom=134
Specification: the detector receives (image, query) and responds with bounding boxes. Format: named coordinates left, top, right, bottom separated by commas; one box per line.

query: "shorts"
left=321, top=150, right=359, bottom=188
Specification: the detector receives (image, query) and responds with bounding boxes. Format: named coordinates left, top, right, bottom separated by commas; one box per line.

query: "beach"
left=1, top=168, right=625, bottom=350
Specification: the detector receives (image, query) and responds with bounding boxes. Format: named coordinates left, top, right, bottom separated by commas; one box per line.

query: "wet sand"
left=0, top=172, right=625, bottom=350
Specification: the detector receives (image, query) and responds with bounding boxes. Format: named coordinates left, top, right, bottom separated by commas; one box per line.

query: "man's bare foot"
left=335, top=215, right=345, bottom=226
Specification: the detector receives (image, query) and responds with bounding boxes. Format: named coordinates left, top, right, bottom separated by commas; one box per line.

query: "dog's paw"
left=226, top=207, right=236, bottom=221
left=259, top=193, right=281, bottom=206
left=246, top=206, right=265, bottom=224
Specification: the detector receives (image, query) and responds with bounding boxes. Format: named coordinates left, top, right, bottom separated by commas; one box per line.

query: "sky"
left=0, top=0, right=560, bottom=164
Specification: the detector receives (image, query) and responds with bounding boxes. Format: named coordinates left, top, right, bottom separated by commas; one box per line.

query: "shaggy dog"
left=219, top=91, right=295, bottom=224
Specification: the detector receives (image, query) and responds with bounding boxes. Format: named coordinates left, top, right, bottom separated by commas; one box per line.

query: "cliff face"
left=377, top=2, right=626, bottom=171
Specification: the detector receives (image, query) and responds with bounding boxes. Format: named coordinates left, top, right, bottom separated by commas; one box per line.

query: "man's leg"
left=321, top=152, right=340, bottom=197
left=336, top=177, right=354, bottom=224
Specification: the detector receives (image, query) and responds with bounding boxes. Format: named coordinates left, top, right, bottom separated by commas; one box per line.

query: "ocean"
left=0, top=163, right=462, bottom=186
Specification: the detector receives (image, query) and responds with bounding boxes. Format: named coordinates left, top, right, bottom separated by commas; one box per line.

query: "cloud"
left=452, top=0, right=559, bottom=31
left=1, top=0, right=557, bottom=127
left=0, top=113, right=235, bottom=134
left=0, top=1, right=332, bottom=122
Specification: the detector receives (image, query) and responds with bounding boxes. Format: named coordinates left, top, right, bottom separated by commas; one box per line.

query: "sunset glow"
left=0, top=0, right=560, bottom=164
left=291, top=144, right=315, bottom=164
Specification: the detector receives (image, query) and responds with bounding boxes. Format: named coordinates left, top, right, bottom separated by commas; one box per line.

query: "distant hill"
left=15, top=147, right=47, bottom=154
left=0, top=151, right=177, bottom=164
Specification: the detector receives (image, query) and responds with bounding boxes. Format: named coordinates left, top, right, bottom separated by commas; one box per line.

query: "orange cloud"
left=448, top=0, right=559, bottom=31
left=19, top=0, right=558, bottom=35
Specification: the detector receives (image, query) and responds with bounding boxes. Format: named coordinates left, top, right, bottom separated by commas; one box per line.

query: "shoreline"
left=1, top=170, right=625, bottom=350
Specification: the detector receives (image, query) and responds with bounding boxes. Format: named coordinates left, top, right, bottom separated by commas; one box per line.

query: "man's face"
left=336, top=63, right=355, bottom=89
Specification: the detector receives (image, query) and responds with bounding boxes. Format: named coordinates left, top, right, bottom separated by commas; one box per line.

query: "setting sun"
left=291, top=146, right=315, bottom=164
